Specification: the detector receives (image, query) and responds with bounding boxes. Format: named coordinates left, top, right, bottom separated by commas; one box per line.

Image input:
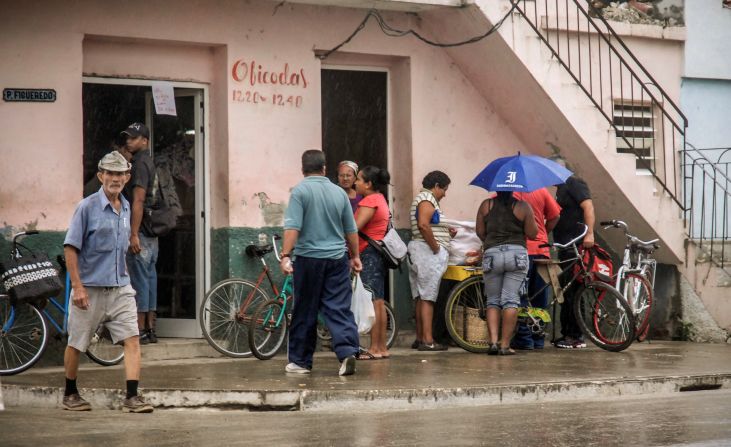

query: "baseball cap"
left=121, top=122, right=150, bottom=139
left=98, top=151, right=132, bottom=172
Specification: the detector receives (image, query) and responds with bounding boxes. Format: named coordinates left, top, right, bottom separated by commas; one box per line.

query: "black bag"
left=359, top=226, right=407, bottom=270
left=0, top=244, right=62, bottom=303
left=142, top=207, right=179, bottom=237
left=141, top=166, right=182, bottom=237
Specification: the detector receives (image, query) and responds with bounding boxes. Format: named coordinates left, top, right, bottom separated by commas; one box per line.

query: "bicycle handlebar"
left=12, top=231, right=38, bottom=244
left=272, top=234, right=282, bottom=262
left=550, top=225, right=589, bottom=249
left=601, top=219, right=660, bottom=248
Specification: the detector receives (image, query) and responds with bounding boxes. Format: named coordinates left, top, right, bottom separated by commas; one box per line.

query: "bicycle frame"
left=239, top=236, right=294, bottom=318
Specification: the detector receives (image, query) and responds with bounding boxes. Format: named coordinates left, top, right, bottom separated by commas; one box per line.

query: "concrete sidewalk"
left=2, top=341, right=730, bottom=411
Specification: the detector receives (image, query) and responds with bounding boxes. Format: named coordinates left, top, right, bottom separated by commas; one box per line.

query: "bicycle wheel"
left=0, top=301, right=48, bottom=375
left=316, top=315, right=332, bottom=342
left=444, top=276, right=490, bottom=353
left=199, top=278, right=270, bottom=358
left=248, top=299, right=288, bottom=360
left=384, top=301, right=398, bottom=349
left=86, top=322, right=124, bottom=366
left=574, top=281, right=635, bottom=352
left=620, top=272, right=653, bottom=340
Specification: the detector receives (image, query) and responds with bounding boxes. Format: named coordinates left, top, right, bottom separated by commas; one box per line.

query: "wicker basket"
left=453, top=305, right=489, bottom=346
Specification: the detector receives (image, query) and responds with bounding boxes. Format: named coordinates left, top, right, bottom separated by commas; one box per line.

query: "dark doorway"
left=321, top=69, right=387, bottom=179
left=82, top=83, right=200, bottom=335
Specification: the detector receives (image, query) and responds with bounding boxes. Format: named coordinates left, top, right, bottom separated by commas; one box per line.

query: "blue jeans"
left=126, top=234, right=158, bottom=313
left=483, top=244, right=529, bottom=310
left=513, top=255, right=549, bottom=349
left=288, top=255, right=359, bottom=369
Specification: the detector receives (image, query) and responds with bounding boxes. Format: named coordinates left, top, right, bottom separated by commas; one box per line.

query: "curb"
left=4, top=373, right=729, bottom=412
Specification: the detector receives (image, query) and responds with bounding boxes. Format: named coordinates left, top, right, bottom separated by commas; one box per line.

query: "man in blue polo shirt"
left=279, top=149, right=361, bottom=376
left=62, top=151, right=153, bottom=413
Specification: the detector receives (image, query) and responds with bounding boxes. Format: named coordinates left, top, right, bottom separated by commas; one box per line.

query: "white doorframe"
left=82, top=77, right=211, bottom=337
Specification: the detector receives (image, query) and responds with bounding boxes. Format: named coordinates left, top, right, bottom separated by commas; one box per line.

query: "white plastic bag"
left=350, top=274, right=375, bottom=334
left=442, top=218, right=483, bottom=265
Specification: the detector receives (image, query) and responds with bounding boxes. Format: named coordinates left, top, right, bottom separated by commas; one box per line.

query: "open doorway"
left=82, top=81, right=206, bottom=338
left=321, top=67, right=391, bottom=302
left=321, top=69, right=387, bottom=178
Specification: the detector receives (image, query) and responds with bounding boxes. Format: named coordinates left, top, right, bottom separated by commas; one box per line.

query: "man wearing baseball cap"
left=62, top=151, right=153, bottom=413
left=121, top=122, right=159, bottom=345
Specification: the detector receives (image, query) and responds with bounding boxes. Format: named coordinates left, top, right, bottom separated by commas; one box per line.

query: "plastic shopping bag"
left=350, top=274, right=375, bottom=334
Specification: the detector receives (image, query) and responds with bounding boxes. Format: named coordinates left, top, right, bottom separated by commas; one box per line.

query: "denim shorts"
left=483, top=244, right=529, bottom=309
left=360, top=245, right=385, bottom=299
left=126, top=233, right=159, bottom=312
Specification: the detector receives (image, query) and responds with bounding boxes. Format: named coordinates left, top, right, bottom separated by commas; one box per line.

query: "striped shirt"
left=409, top=189, right=451, bottom=249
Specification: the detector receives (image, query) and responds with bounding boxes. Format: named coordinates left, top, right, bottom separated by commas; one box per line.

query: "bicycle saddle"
left=632, top=241, right=659, bottom=254
left=245, top=244, right=273, bottom=258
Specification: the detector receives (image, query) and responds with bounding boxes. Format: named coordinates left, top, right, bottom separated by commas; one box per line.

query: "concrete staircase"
left=417, top=1, right=729, bottom=339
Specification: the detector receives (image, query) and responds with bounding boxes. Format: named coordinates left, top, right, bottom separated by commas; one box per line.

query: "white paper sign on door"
left=152, top=82, right=177, bottom=116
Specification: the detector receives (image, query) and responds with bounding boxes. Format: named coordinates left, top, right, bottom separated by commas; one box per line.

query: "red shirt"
left=356, top=193, right=390, bottom=253
left=514, top=189, right=561, bottom=257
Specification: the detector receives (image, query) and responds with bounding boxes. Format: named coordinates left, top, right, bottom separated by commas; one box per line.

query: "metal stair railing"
left=681, top=145, right=731, bottom=275
left=509, top=0, right=687, bottom=210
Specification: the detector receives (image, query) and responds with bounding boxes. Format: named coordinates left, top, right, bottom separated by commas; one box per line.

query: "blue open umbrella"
left=470, top=153, right=572, bottom=192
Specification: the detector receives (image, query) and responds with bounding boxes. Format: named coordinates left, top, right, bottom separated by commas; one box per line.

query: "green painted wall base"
left=210, top=227, right=416, bottom=330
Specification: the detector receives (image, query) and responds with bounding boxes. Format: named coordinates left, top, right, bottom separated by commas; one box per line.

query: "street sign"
left=3, top=88, right=57, bottom=102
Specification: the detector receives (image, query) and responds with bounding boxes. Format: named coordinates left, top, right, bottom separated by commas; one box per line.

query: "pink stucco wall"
left=0, top=0, right=530, bottom=232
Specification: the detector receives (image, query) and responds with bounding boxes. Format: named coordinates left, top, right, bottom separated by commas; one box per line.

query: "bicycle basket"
left=0, top=243, right=62, bottom=303
left=453, top=305, right=489, bottom=345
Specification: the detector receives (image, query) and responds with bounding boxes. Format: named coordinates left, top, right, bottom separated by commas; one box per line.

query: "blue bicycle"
left=0, top=232, right=124, bottom=375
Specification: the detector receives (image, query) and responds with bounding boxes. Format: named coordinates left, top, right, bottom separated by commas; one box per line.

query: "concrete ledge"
left=5, top=373, right=729, bottom=412
left=3, top=385, right=301, bottom=411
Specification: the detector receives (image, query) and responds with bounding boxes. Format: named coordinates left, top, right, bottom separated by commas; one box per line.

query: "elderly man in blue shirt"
left=279, top=149, right=361, bottom=376
left=61, top=151, right=153, bottom=413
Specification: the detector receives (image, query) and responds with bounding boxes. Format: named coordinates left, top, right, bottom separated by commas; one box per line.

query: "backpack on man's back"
left=142, top=164, right=182, bottom=237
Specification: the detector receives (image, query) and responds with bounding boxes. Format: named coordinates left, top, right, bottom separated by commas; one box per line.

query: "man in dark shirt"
left=551, top=156, right=595, bottom=349
left=122, top=123, right=159, bottom=345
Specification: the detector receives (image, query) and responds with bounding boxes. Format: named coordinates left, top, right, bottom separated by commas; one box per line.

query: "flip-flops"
left=355, top=351, right=383, bottom=361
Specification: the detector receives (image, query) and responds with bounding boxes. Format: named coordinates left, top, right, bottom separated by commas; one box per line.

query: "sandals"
left=487, top=343, right=516, bottom=356
left=498, top=347, right=516, bottom=356
left=355, top=351, right=383, bottom=361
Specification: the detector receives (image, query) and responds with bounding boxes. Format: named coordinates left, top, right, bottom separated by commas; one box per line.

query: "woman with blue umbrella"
left=471, top=153, right=571, bottom=355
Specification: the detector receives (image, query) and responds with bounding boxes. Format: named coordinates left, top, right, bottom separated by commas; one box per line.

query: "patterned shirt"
left=409, top=189, right=451, bottom=249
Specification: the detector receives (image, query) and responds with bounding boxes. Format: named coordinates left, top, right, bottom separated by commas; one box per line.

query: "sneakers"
left=338, top=355, right=356, bottom=376
left=139, top=330, right=150, bottom=345
left=285, top=363, right=311, bottom=374
left=62, top=393, right=91, bottom=411
left=411, top=339, right=421, bottom=349
left=147, top=329, right=158, bottom=344
left=555, top=337, right=587, bottom=349
left=122, top=395, right=154, bottom=413
left=417, top=342, right=448, bottom=352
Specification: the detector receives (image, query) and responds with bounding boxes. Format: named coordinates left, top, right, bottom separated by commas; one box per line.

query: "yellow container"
left=442, top=265, right=482, bottom=281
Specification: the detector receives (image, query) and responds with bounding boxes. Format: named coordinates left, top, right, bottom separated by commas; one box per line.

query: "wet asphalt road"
left=1, top=389, right=730, bottom=446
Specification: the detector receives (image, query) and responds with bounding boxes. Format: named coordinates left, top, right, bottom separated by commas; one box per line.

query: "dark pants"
left=288, top=255, right=359, bottom=369
left=559, top=249, right=583, bottom=339
left=513, top=254, right=549, bottom=348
